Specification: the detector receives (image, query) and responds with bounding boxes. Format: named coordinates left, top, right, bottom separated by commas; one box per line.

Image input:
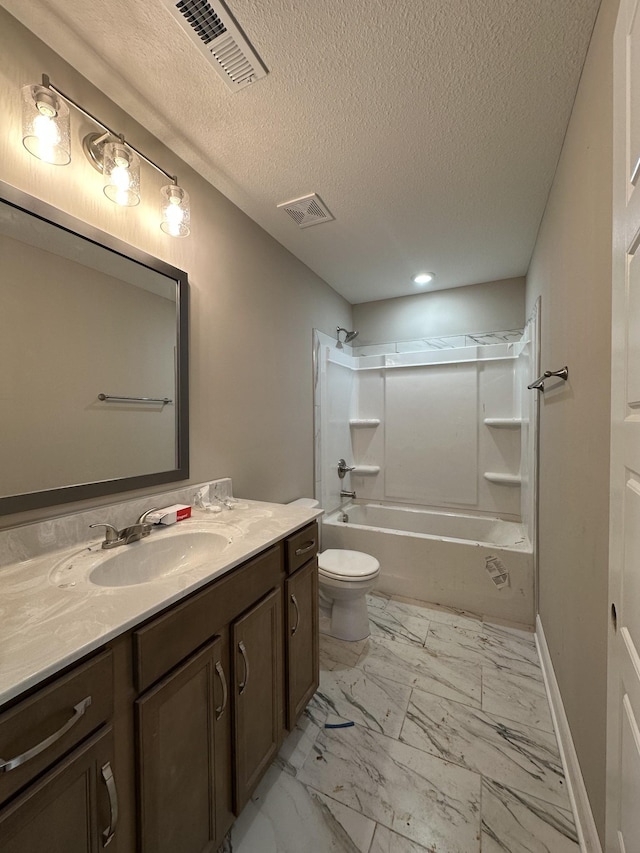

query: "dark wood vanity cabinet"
left=0, top=726, right=118, bottom=853
left=285, top=558, right=319, bottom=729
left=0, top=650, right=118, bottom=853
left=284, top=523, right=319, bottom=730
left=232, top=587, right=283, bottom=814
left=133, top=541, right=286, bottom=841
left=0, top=523, right=320, bottom=853
left=136, top=636, right=229, bottom=853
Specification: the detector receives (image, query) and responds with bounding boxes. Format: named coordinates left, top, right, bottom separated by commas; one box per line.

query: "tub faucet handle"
left=337, top=458, right=355, bottom=479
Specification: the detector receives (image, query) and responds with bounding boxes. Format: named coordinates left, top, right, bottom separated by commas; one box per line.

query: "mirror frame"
left=0, top=180, right=189, bottom=515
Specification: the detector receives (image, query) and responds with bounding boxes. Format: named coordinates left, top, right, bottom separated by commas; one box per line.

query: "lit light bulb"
left=21, top=83, right=70, bottom=165
left=109, top=164, right=132, bottom=206
left=164, top=198, right=185, bottom=236
left=160, top=183, right=190, bottom=237
left=103, top=140, right=140, bottom=206
left=32, top=113, right=61, bottom=163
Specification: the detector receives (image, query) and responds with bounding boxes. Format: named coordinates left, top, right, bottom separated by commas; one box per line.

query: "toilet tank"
left=287, top=498, right=320, bottom=509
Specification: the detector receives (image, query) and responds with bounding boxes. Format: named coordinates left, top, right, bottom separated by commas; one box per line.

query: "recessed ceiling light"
left=413, top=272, right=435, bottom=285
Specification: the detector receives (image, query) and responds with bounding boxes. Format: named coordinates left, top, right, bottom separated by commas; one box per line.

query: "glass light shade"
left=103, top=141, right=140, bottom=206
left=21, top=84, right=70, bottom=165
left=160, top=184, right=190, bottom=237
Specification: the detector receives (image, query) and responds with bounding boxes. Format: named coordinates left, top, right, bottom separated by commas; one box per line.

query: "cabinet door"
left=285, top=558, right=319, bottom=729
left=136, top=637, right=230, bottom=853
left=0, top=726, right=119, bottom=853
left=232, top=587, right=282, bottom=814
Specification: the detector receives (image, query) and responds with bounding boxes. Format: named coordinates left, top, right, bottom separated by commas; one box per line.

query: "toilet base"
left=320, top=594, right=371, bottom=642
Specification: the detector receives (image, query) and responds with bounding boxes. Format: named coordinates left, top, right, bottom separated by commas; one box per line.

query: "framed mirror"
left=0, top=180, right=189, bottom=514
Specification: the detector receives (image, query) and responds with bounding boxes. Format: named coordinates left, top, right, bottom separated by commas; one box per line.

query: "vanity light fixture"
left=160, top=182, right=191, bottom=237
left=21, top=75, right=191, bottom=236
left=413, top=272, right=435, bottom=285
left=102, top=136, right=141, bottom=207
left=21, top=81, right=70, bottom=165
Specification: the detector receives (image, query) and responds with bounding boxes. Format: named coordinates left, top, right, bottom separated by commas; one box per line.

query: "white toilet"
left=317, top=548, right=380, bottom=641
left=288, top=499, right=380, bottom=642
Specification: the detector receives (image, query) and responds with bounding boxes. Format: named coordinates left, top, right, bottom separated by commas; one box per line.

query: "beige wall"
left=0, top=9, right=351, bottom=528
left=353, top=277, right=525, bottom=345
left=525, top=0, right=616, bottom=840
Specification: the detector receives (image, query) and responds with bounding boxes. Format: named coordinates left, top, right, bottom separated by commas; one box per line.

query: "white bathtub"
left=322, top=502, right=534, bottom=626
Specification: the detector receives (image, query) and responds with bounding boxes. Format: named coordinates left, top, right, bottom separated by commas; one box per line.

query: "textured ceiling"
left=2, top=0, right=601, bottom=303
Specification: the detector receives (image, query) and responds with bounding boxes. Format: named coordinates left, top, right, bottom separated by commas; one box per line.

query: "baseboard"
left=535, top=616, right=603, bottom=853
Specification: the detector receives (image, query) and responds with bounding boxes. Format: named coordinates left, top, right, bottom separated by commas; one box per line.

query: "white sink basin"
left=50, top=529, right=233, bottom=589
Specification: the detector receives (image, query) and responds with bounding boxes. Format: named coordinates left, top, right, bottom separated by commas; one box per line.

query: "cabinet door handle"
left=238, top=640, right=250, bottom=695
left=0, top=695, right=92, bottom=773
left=215, top=660, right=228, bottom=720
left=294, top=540, right=316, bottom=557
left=101, top=761, right=119, bottom=847
left=290, top=593, right=300, bottom=636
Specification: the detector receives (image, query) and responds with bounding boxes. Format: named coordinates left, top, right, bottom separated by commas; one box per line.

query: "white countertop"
left=0, top=500, right=321, bottom=707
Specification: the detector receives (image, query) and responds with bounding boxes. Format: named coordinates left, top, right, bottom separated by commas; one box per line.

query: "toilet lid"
left=318, top=549, right=380, bottom=579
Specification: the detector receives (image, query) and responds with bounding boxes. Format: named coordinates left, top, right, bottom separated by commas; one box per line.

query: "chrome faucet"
left=121, top=507, right=160, bottom=542
left=340, top=489, right=356, bottom=499
left=89, top=507, right=159, bottom=549
left=88, top=523, right=123, bottom=550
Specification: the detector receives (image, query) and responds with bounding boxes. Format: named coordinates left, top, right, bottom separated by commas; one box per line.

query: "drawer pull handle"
left=0, top=695, right=92, bottom=773
left=215, top=660, right=228, bottom=720
left=291, top=594, right=300, bottom=636
left=101, top=761, right=119, bottom=847
left=238, top=641, right=250, bottom=695
left=294, top=540, right=316, bottom=557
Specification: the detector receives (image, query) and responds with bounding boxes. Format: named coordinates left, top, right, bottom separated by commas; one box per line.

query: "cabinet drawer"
left=0, top=650, right=113, bottom=805
left=134, top=544, right=284, bottom=693
left=285, top=523, right=318, bottom=575
left=0, top=725, right=117, bottom=853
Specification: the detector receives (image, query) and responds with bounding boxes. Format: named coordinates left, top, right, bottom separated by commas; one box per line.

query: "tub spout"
left=340, top=490, right=356, bottom=499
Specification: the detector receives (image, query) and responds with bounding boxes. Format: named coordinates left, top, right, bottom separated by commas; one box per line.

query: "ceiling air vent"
left=162, top=0, right=267, bottom=91
left=277, top=194, right=335, bottom=229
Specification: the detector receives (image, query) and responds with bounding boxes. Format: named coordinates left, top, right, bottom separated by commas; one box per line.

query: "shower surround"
left=313, top=315, right=538, bottom=626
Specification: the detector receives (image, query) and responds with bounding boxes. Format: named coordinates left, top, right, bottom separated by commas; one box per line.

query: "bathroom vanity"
left=0, top=501, right=319, bottom=852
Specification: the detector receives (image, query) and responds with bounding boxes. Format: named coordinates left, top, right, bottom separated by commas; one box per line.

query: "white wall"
left=316, top=339, right=355, bottom=513
left=0, top=9, right=352, bottom=528
left=353, top=277, right=525, bottom=345
left=517, top=303, right=541, bottom=548
left=525, top=0, right=616, bottom=840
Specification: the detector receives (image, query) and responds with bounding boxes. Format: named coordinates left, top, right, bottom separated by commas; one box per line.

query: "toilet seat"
left=318, top=549, right=380, bottom=581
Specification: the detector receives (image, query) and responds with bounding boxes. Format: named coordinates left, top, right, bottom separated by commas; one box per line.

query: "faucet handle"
left=89, top=523, right=122, bottom=549
left=137, top=507, right=160, bottom=524
left=337, top=458, right=356, bottom=479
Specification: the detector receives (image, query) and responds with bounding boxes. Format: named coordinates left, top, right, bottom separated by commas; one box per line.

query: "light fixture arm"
left=42, top=74, right=175, bottom=183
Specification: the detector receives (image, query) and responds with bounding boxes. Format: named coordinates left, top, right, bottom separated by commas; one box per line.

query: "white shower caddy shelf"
left=483, top=418, right=522, bottom=428
left=483, top=472, right=522, bottom=486
left=349, top=419, right=381, bottom=427
left=351, top=465, right=380, bottom=476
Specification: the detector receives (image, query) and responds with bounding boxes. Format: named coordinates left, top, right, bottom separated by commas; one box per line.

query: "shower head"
left=336, top=326, right=359, bottom=348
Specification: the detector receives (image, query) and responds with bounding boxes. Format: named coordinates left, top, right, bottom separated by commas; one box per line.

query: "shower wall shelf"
left=349, top=419, right=381, bottom=427
left=483, top=472, right=522, bottom=486
left=352, top=465, right=380, bottom=476
left=483, top=418, right=522, bottom=428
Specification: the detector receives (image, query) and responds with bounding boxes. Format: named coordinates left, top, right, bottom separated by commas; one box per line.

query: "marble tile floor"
left=225, top=594, right=578, bottom=853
